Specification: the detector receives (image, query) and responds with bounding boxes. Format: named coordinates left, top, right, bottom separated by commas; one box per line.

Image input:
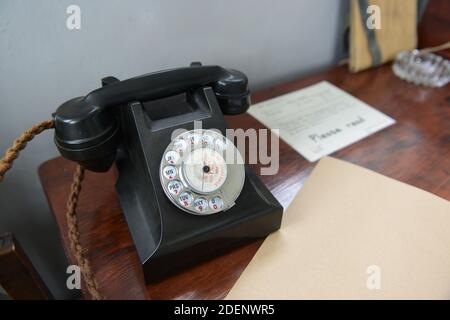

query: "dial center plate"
left=183, top=147, right=228, bottom=194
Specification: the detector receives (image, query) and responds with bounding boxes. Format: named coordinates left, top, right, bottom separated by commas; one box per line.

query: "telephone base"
left=114, top=86, right=283, bottom=284
left=117, top=164, right=283, bottom=284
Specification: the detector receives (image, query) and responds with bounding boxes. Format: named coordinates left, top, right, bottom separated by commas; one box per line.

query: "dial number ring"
left=159, top=129, right=245, bottom=216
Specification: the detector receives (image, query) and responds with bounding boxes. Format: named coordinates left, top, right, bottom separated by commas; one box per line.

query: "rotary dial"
left=160, top=129, right=245, bottom=215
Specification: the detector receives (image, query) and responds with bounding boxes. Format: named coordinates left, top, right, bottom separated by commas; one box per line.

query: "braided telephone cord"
left=0, top=120, right=103, bottom=300
left=0, top=120, right=54, bottom=181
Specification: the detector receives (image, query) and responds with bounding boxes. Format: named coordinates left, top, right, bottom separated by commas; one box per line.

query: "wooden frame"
left=0, top=233, right=52, bottom=300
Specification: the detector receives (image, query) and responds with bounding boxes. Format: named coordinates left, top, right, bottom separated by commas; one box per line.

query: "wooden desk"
left=39, top=64, right=450, bottom=299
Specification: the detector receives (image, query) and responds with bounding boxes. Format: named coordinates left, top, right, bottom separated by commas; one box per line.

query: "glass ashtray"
left=392, top=50, right=450, bottom=88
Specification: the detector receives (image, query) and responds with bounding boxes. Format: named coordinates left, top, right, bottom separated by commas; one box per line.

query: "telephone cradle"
left=53, top=63, right=283, bottom=283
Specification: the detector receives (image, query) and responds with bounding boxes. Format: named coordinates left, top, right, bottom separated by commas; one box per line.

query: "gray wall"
left=0, top=0, right=345, bottom=298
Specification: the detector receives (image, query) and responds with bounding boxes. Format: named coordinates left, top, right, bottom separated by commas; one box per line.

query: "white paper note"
left=248, top=81, right=395, bottom=162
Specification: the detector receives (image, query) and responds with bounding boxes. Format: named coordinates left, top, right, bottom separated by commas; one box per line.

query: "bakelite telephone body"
left=53, top=63, right=283, bottom=283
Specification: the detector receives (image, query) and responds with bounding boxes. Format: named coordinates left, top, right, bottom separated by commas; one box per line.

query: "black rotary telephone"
left=53, top=62, right=283, bottom=283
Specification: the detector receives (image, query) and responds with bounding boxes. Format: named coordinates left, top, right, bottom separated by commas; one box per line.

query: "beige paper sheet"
left=226, top=157, right=450, bottom=299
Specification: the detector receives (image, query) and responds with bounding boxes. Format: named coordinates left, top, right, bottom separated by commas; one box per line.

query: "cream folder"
left=226, top=157, right=450, bottom=299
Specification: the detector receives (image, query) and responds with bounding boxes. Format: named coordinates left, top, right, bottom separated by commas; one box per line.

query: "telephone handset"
left=54, top=63, right=282, bottom=282
left=54, top=63, right=250, bottom=171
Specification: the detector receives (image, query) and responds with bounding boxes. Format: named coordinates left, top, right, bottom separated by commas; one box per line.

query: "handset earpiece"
left=53, top=96, right=120, bottom=172
left=53, top=76, right=121, bottom=172
left=212, top=68, right=251, bottom=115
